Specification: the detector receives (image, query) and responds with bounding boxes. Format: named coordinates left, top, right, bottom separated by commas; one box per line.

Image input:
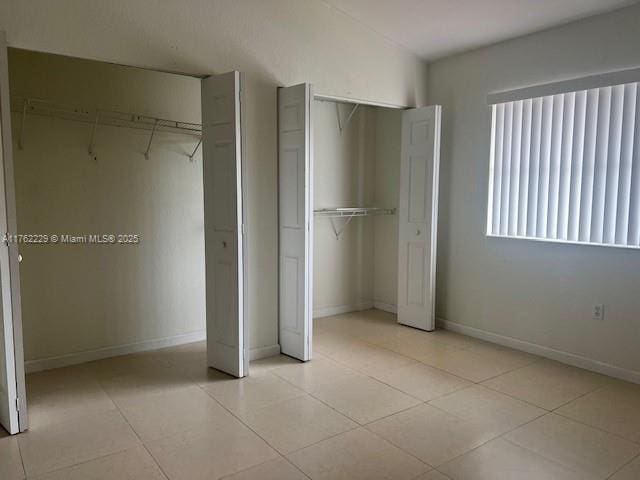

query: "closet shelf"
left=314, top=207, right=396, bottom=239
left=11, top=96, right=202, bottom=160
left=314, top=207, right=396, bottom=218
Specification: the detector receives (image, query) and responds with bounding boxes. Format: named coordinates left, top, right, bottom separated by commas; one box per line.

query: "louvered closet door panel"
left=487, top=80, right=640, bottom=248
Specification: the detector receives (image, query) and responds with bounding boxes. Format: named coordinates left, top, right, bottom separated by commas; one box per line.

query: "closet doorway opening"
left=277, top=85, right=441, bottom=362
left=0, top=40, right=248, bottom=435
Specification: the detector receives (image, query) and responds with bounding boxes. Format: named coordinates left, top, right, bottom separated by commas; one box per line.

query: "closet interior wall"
left=9, top=49, right=206, bottom=368
left=313, top=100, right=402, bottom=317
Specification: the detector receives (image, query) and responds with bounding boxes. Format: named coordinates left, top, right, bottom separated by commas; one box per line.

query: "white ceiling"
left=322, top=0, right=636, bottom=60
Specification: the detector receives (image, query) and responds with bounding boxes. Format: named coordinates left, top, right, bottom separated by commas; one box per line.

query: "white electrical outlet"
left=592, top=304, right=604, bottom=320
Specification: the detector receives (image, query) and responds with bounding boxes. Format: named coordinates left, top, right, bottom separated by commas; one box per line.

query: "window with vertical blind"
left=487, top=70, right=640, bottom=248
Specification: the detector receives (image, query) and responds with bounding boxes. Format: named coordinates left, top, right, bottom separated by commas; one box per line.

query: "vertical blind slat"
left=487, top=104, right=497, bottom=234
left=518, top=99, right=532, bottom=236
left=547, top=94, right=565, bottom=239
left=509, top=101, right=523, bottom=236
left=568, top=90, right=586, bottom=241
left=579, top=88, right=600, bottom=242
left=557, top=92, right=575, bottom=240
left=615, top=84, right=636, bottom=244
left=537, top=96, right=553, bottom=238
left=500, top=102, right=513, bottom=235
left=527, top=98, right=543, bottom=237
left=491, top=104, right=505, bottom=235
left=590, top=86, right=611, bottom=244
left=603, top=85, right=625, bottom=244
left=629, top=89, right=640, bottom=246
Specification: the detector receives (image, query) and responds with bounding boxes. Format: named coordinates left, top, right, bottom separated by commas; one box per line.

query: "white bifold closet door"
left=397, top=106, right=441, bottom=331
left=202, top=71, right=248, bottom=378
left=0, top=31, right=27, bottom=434
left=278, top=84, right=312, bottom=361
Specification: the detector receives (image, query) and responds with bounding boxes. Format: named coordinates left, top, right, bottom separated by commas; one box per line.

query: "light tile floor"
left=3, top=309, right=640, bottom=479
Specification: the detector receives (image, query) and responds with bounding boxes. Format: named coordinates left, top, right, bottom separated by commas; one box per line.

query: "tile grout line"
left=321, top=330, right=549, bottom=406
left=350, top=331, right=545, bottom=385
left=360, top=324, right=544, bottom=364
left=266, top=356, right=427, bottom=424
left=499, top=436, right=588, bottom=478
left=545, top=377, right=640, bottom=444
left=606, top=451, right=640, bottom=479
left=551, top=408, right=640, bottom=447
left=217, top=454, right=313, bottom=480
left=317, top=343, right=458, bottom=401
left=117, top=351, right=312, bottom=479
left=239, top=371, right=369, bottom=451
left=19, top=386, right=169, bottom=479
left=477, top=381, right=556, bottom=412
left=22, top=445, right=165, bottom=480
left=95, top=372, right=172, bottom=480
left=241, top=365, right=427, bottom=463
left=323, top=336, right=545, bottom=405
left=283, top=325, right=572, bottom=469
left=193, top=375, right=314, bottom=477
left=14, top=431, right=27, bottom=479
left=418, top=353, right=605, bottom=470
left=429, top=409, right=556, bottom=472
left=372, top=373, right=471, bottom=403
left=18, top=367, right=165, bottom=480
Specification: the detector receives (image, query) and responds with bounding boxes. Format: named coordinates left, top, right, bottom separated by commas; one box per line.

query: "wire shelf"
left=11, top=96, right=202, bottom=160
left=314, top=207, right=396, bottom=239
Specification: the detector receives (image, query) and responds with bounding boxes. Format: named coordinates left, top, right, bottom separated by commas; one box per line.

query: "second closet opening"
left=277, top=83, right=442, bottom=362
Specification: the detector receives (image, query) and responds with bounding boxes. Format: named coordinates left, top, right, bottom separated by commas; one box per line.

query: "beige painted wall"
left=0, top=0, right=428, bottom=352
left=313, top=101, right=375, bottom=314
left=372, top=108, right=402, bottom=308
left=428, top=4, right=640, bottom=374
left=9, top=50, right=205, bottom=362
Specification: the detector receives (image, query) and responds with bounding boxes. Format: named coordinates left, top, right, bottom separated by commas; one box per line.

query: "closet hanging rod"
left=314, top=207, right=396, bottom=218
left=313, top=93, right=407, bottom=110
left=11, top=96, right=202, bottom=138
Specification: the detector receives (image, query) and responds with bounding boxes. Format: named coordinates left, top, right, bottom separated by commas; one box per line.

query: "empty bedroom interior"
left=1, top=1, right=640, bottom=480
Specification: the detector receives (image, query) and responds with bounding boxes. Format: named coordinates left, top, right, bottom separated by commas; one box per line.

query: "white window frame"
left=486, top=67, right=640, bottom=250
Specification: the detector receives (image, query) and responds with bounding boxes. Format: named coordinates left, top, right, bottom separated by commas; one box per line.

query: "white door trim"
left=0, top=30, right=27, bottom=433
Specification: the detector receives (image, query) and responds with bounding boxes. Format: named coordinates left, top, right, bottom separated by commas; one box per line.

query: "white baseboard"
left=373, top=301, right=397, bottom=314
left=437, top=318, right=640, bottom=384
left=249, top=344, right=281, bottom=361
left=25, top=330, right=207, bottom=373
left=313, top=301, right=374, bottom=319
left=26, top=332, right=282, bottom=373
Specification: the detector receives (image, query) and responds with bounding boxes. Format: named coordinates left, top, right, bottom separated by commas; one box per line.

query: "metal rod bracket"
left=88, top=111, right=100, bottom=157
left=189, top=138, right=202, bottom=161
left=335, top=103, right=360, bottom=133
left=18, top=100, right=28, bottom=150
left=144, top=119, right=159, bottom=159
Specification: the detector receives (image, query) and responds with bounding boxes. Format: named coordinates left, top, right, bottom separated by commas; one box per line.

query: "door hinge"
left=15, top=397, right=19, bottom=412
